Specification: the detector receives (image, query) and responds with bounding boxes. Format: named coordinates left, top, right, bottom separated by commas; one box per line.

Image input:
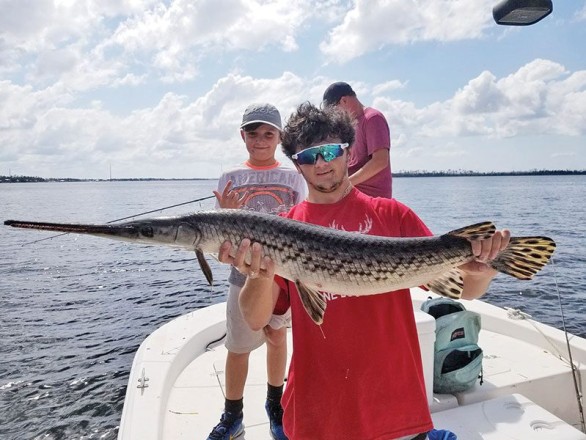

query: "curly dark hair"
left=281, top=102, right=355, bottom=159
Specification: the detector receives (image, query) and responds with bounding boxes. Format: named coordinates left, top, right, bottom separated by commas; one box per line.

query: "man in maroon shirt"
left=323, top=81, right=393, bottom=198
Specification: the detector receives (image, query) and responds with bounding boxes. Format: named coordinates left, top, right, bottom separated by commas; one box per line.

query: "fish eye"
left=140, top=226, right=154, bottom=238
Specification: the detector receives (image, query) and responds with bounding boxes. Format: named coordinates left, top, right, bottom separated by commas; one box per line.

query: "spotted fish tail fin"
left=490, top=236, right=556, bottom=280
left=425, top=225, right=556, bottom=298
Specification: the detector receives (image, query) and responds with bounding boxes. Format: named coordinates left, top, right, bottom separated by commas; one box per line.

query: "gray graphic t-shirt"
left=216, top=161, right=306, bottom=286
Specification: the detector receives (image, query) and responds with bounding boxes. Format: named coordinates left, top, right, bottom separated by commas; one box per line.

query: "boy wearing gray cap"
left=207, top=103, right=305, bottom=440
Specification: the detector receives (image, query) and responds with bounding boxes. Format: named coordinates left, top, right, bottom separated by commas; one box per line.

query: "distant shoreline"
left=1, top=169, right=585, bottom=183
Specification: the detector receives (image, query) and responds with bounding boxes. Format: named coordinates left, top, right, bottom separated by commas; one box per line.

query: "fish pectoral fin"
left=490, top=236, right=556, bottom=280
left=295, top=280, right=326, bottom=325
left=424, top=269, right=464, bottom=299
left=195, top=249, right=213, bottom=286
left=446, top=221, right=496, bottom=241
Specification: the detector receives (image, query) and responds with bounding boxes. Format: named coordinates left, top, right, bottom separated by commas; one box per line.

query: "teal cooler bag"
left=422, top=298, right=483, bottom=394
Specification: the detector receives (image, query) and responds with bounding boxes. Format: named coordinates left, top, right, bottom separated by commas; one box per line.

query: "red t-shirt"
left=276, top=188, right=434, bottom=440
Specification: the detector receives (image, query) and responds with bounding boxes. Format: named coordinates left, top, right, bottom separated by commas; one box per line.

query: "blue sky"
left=1, top=0, right=585, bottom=179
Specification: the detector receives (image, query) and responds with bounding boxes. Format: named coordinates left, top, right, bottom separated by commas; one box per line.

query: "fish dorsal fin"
left=446, top=221, right=496, bottom=240
left=295, top=280, right=326, bottom=325
left=195, top=249, right=213, bottom=286
left=424, top=269, right=464, bottom=299
left=490, top=236, right=556, bottom=280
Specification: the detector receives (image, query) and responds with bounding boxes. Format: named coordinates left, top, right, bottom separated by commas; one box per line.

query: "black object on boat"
left=493, top=0, right=553, bottom=26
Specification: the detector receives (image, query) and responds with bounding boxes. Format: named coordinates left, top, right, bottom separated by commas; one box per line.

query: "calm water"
left=1, top=176, right=585, bottom=439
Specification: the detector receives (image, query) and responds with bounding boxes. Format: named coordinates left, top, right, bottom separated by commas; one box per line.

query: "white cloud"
left=320, top=0, right=494, bottom=63
left=575, top=4, right=586, bottom=21
left=104, top=0, right=311, bottom=82
left=113, top=73, right=147, bottom=87
left=373, top=59, right=586, bottom=160
left=0, top=71, right=316, bottom=178
left=372, top=80, right=406, bottom=96
left=3, top=53, right=585, bottom=178
left=0, top=0, right=158, bottom=91
left=2, top=0, right=311, bottom=89
left=452, top=71, right=507, bottom=114
left=0, top=1, right=584, bottom=177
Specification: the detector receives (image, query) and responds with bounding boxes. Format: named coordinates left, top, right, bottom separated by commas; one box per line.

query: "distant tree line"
left=0, top=176, right=215, bottom=183
left=1, top=170, right=585, bottom=183
left=393, top=169, right=586, bottom=177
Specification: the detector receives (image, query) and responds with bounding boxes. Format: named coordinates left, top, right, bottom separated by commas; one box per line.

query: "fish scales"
left=187, top=211, right=471, bottom=294
left=4, top=209, right=556, bottom=324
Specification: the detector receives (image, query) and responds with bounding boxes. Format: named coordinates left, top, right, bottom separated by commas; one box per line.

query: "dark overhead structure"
left=493, top=0, right=553, bottom=25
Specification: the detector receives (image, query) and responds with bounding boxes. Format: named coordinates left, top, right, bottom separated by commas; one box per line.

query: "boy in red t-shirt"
left=218, top=103, right=510, bottom=440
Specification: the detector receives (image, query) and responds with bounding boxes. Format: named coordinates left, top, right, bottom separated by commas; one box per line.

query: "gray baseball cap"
left=240, top=103, right=282, bottom=131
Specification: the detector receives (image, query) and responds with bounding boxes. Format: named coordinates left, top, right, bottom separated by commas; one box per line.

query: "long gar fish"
left=4, top=210, right=556, bottom=324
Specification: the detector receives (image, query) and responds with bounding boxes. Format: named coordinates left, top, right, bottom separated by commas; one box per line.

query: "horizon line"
left=1, top=169, right=586, bottom=183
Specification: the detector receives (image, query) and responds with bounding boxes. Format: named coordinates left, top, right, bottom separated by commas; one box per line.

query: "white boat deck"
left=118, top=288, right=586, bottom=439
left=167, top=332, right=291, bottom=439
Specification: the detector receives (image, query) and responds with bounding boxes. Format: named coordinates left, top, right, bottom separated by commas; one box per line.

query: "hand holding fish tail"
left=470, top=228, right=511, bottom=263
left=460, top=228, right=512, bottom=299
left=461, top=228, right=512, bottom=276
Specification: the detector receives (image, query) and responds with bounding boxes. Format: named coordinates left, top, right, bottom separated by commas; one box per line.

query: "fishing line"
left=507, top=257, right=584, bottom=432
left=19, top=194, right=216, bottom=246
left=551, top=256, right=586, bottom=433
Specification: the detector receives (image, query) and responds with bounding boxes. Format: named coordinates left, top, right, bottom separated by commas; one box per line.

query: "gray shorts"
left=225, top=283, right=291, bottom=353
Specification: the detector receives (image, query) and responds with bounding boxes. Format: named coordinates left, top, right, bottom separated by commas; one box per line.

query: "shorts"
left=225, top=283, right=291, bottom=353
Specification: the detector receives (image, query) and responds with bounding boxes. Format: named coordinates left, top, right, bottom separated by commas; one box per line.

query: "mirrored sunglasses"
left=292, top=143, right=349, bottom=165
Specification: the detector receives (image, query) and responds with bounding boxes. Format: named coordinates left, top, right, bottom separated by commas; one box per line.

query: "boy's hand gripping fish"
left=4, top=210, right=556, bottom=324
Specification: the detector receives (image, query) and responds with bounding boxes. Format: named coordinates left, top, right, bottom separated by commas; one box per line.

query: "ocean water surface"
left=1, top=176, right=584, bottom=439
